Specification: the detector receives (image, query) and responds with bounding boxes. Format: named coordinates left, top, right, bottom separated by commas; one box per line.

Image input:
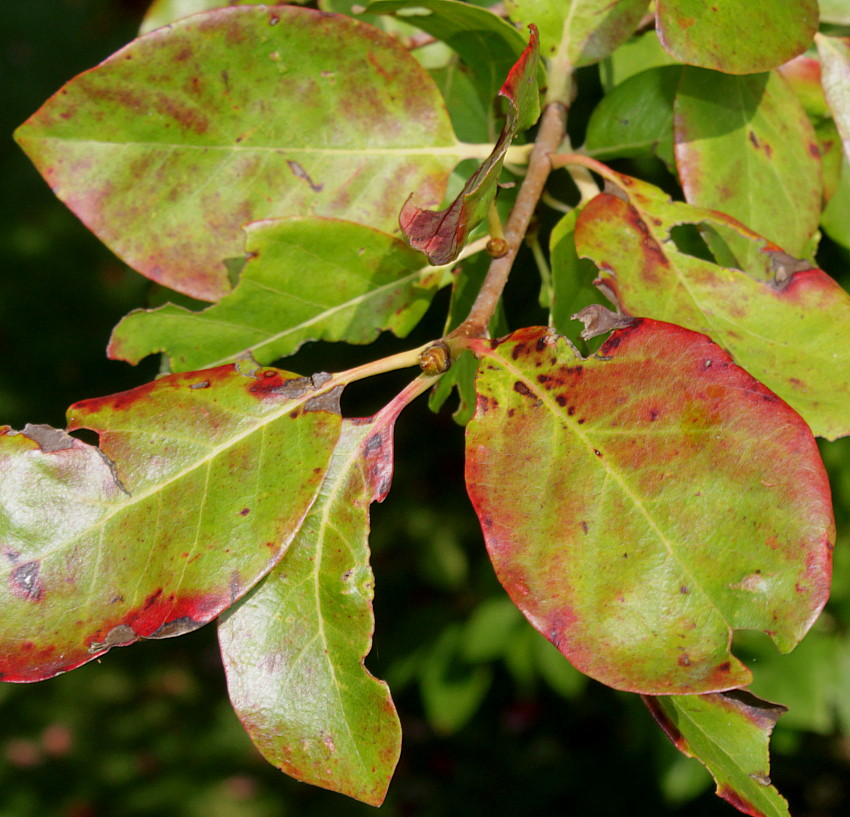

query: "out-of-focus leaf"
left=506, top=0, right=649, bottom=65
left=549, top=208, right=608, bottom=348
left=656, top=0, right=818, bottom=75
left=816, top=119, right=844, bottom=201
left=777, top=53, right=831, bottom=120
left=675, top=68, right=822, bottom=270
left=0, top=365, right=342, bottom=682
left=575, top=171, right=850, bottom=439
left=820, top=0, right=850, bottom=24
left=139, top=0, right=273, bottom=34
left=429, top=59, right=491, bottom=143
left=15, top=6, right=460, bottom=301
left=219, top=418, right=401, bottom=806
left=465, top=323, right=833, bottom=694
left=400, top=25, right=540, bottom=265
left=367, top=0, right=529, bottom=104
left=822, top=157, right=850, bottom=247
left=816, top=35, right=850, bottom=160
left=645, top=690, right=791, bottom=817
left=109, top=217, right=450, bottom=372
left=585, top=65, right=679, bottom=168
left=599, top=30, right=679, bottom=91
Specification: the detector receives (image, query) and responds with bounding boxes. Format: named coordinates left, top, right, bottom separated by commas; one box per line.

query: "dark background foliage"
left=2, top=3, right=850, bottom=815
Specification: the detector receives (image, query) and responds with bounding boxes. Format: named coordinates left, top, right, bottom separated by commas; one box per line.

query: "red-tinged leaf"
left=656, top=0, right=818, bottom=75
left=399, top=25, right=540, bottom=265
left=777, top=53, right=831, bottom=120
left=14, top=6, right=459, bottom=301
left=675, top=68, right=821, bottom=269
left=505, top=0, right=650, bottom=66
left=465, top=323, right=833, bottom=694
left=815, top=35, right=850, bottom=161
left=219, top=416, right=402, bottom=805
left=108, top=217, right=449, bottom=372
left=574, top=171, right=850, bottom=439
left=0, top=365, right=342, bottom=682
left=645, top=690, right=790, bottom=817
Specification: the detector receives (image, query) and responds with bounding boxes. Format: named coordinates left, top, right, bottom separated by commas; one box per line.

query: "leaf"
left=820, top=0, right=850, bottom=24
left=108, top=217, right=450, bottom=372
left=0, top=365, right=342, bottom=682
left=656, top=0, right=818, bottom=75
left=139, top=0, right=272, bottom=34
left=585, top=65, right=679, bottom=168
left=505, top=0, right=650, bottom=66
left=815, top=35, right=850, bottom=162
left=821, top=156, right=850, bottom=248
left=674, top=68, right=822, bottom=270
left=219, top=418, right=401, bottom=805
left=464, top=323, right=834, bottom=694
left=14, top=6, right=460, bottom=302
left=776, top=53, right=831, bottom=120
left=367, top=0, right=529, bottom=104
left=599, top=30, right=679, bottom=91
left=399, top=24, right=540, bottom=265
left=574, top=171, right=850, bottom=439
left=645, top=690, right=791, bottom=817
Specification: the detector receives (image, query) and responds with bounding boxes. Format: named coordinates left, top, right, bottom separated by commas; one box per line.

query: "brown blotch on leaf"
left=305, top=385, right=343, bottom=415
left=21, top=423, right=75, bottom=453
left=572, top=305, right=634, bottom=341
left=287, top=160, right=323, bottom=193
left=9, top=561, right=44, bottom=601
left=513, top=381, right=533, bottom=397
left=149, top=617, right=203, bottom=639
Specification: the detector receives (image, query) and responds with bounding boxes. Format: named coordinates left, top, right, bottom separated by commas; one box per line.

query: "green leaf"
left=0, top=365, right=342, bottom=682
left=139, top=0, right=274, bottom=34
left=505, top=0, right=650, bottom=65
left=585, top=65, right=679, bottom=168
left=815, top=34, right=850, bottom=161
left=367, top=0, right=529, bottom=104
left=575, top=171, right=850, bottom=439
left=14, top=6, right=460, bottom=301
left=465, top=323, right=833, bottom=694
left=822, top=156, right=850, bottom=248
left=219, top=418, right=401, bottom=806
left=645, top=690, right=791, bottom=817
left=820, top=0, right=850, bottom=24
left=656, top=0, right=818, bottom=74
left=599, top=30, right=679, bottom=91
left=777, top=53, right=831, bottom=120
left=109, top=217, right=450, bottom=372
left=674, top=68, right=822, bottom=268
left=399, top=24, right=540, bottom=264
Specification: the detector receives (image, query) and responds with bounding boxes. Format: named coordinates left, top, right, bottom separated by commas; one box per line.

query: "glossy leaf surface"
left=109, top=217, right=448, bottom=372
left=675, top=68, right=821, bottom=268
left=505, top=0, right=649, bottom=65
left=220, top=418, right=400, bottom=805
left=0, top=365, right=342, bottom=681
left=656, top=0, right=818, bottom=74
left=399, top=25, right=540, bottom=264
left=645, top=690, right=790, bottom=817
left=465, top=323, right=833, bottom=694
left=15, top=6, right=459, bottom=301
left=816, top=35, right=850, bottom=161
left=575, top=172, right=850, bottom=439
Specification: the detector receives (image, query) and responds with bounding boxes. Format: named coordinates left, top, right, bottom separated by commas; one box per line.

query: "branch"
left=450, top=101, right=568, bottom=339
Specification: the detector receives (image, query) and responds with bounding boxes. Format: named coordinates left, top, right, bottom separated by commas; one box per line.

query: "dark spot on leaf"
left=9, top=561, right=43, bottom=601
left=577, top=418, right=585, bottom=424
left=287, top=160, right=323, bottom=193
left=680, top=586, right=689, bottom=594
left=511, top=343, right=527, bottom=360
left=581, top=521, right=588, bottom=534
left=240, top=508, right=250, bottom=516
left=623, top=552, right=629, bottom=558
left=748, top=130, right=759, bottom=148
left=2, top=547, right=21, bottom=564
left=594, top=449, right=602, bottom=457
left=567, top=406, right=575, bottom=415
left=535, top=336, right=547, bottom=352
left=514, top=381, right=532, bottom=397
left=808, top=142, right=820, bottom=158
left=717, top=662, right=731, bottom=673
left=537, top=374, right=552, bottom=384
left=365, top=433, right=383, bottom=453
left=144, top=589, right=163, bottom=610
left=678, top=653, right=691, bottom=667
left=269, top=12, right=280, bottom=24
left=649, top=409, right=659, bottom=421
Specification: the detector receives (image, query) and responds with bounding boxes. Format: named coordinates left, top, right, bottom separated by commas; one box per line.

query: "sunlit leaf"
left=599, top=30, right=678, bottom=91
left=139, top=0, right=272, bottom=34
left=220, top=418, right=401, bottom=805
left=15, top=6, right=460, bottom=301
left=645, top=690, right=791, bottom=817
left=675, top=68, right=822, bottom=269
left=0, top=365, right=342, bottom=681
left=399, top=24, right=540, bottom=264
left=574, top=171, right=850, bottom=439
left=109, top=217, right=450, bottom=372
left=815, top=34, right=850, bottom=162
left=505, top=0, right=649, bottom=65
left=465, top=323, right=833, bottom=694
left=656, top=0, right=818, bottom=74
left=777, top=53, right=831, bottom=120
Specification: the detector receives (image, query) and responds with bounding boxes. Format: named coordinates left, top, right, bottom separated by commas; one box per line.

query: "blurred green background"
left=3, top=2, right=850, bottom=815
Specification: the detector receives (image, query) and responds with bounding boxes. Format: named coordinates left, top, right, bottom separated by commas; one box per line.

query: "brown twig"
left=450, top=102, right=568, bottom=339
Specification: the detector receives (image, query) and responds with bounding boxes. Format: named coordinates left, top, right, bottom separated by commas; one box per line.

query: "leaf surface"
left=674, top=68, right=821, bottom=268
left=219, top=417, right=401, bottom=805
left=109, top=217, right=449, bottom=371
left=399, top=25, right=540, bottom=265
left=0, top=365, right=341, bottom=681
left=15, top=6, right=459, bottom=301
left=645, top=690, right=790, bottom=817
left=505, top=0, right=649, bottom=65
left=139, top=0, right=270, bottom=33
left=815, top=35, right=850, bottom=161
left=465, top=323, right=833, bottom=694
left=574, top=172, right=850, bottom=439
left=656, top=0, right=818, bottom=74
